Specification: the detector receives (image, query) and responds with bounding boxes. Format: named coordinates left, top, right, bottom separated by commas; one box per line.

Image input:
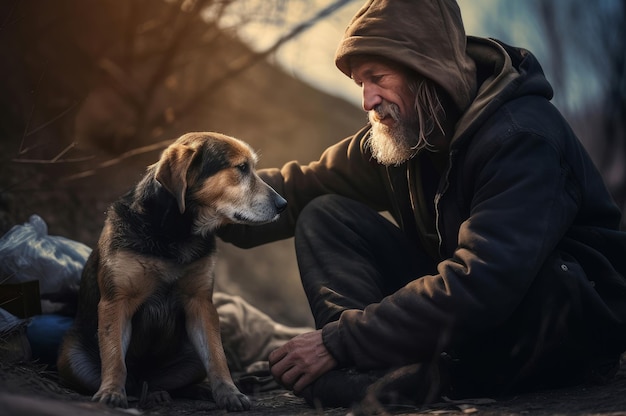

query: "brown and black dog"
left=57, top=132, right=287, bottom=411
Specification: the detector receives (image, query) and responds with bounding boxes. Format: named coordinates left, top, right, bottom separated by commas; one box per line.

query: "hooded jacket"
left=220, top=0, right=626, bottom=370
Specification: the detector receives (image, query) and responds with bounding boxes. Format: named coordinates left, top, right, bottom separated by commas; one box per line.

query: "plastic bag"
left=0, top=215, right=92, bottom=314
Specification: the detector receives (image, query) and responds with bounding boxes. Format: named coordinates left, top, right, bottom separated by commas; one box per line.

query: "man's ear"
left=155, top=144, right=197, bottom=214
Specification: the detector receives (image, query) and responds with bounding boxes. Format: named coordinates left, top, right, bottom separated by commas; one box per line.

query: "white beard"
left=367, top=102, right=420, bottom=166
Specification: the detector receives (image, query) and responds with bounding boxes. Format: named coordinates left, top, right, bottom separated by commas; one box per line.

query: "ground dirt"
left=0, top=358, right=626, bottom=416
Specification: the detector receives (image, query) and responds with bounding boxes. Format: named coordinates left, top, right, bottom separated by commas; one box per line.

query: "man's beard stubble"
left=366, top=101, right=421, bottom=166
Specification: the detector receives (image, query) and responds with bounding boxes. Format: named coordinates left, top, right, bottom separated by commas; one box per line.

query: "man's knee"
left=296, top=195, right=369, bottom=235
left=299, top=194, right=357, bottom=219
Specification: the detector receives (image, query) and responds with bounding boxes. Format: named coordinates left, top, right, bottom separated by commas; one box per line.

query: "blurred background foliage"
left=480, top=0, right=626, bottom=222
left=0, top=0, right=623, bottom=327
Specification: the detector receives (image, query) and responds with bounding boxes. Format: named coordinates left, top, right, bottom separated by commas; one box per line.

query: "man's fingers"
left=292, top=372, right=316, bottom=394
left=278, top=365, right=303, bottom=389
left=269, top=353, right=290, bottom=380
left=268, top=330, right=336, bottom=393
left=268, top=345, right=287, bottom=365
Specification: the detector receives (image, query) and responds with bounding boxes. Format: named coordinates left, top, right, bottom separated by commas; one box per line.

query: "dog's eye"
left=236, top=163, right=249, bottom=174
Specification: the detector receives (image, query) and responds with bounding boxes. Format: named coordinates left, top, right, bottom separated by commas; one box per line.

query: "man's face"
left=350, top=56, right=420, bottom=166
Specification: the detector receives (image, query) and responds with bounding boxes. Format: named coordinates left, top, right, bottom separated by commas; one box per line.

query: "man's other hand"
left=268, top=329, right=338, bottom=393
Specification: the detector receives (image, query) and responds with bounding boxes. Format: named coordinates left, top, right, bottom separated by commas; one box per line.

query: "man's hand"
left=268, top=329, right=337, bottom=394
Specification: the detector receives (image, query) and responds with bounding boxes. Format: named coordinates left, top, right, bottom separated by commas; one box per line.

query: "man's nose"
left=361, top=84, right=382, bottom=112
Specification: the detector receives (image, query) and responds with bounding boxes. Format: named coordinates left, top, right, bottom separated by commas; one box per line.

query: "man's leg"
left=293, top=195, right=442, bottom=408
left=294, top=194, right=437, bottom=329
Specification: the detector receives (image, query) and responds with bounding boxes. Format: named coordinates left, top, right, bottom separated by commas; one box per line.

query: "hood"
left=334, top=0, right=477, bottom=114
left=451, top=36, right=554, bottom=144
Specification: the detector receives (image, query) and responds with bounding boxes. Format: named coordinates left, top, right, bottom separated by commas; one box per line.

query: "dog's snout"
left=274, top=193, right=287, bottom=213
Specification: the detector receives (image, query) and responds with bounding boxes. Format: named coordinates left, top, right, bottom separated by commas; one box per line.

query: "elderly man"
left=219, top=0, right=626, bottom=409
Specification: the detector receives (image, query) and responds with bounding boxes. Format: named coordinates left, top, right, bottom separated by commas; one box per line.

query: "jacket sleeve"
left=219, top=126, right=391, bottom=248
left=322, top=130, right=582, bottom=369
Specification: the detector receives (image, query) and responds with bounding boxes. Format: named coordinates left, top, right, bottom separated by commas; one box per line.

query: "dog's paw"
left=213, top=383, right=251, bottom=411
left=92, top=386, right=128, bottom=408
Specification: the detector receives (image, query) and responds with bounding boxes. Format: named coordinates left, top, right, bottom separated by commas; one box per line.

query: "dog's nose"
left=274, top=193, right=287, bottom=213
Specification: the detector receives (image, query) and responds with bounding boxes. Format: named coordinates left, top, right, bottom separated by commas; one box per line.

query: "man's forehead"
left=349, top=55, right=406, bottom=78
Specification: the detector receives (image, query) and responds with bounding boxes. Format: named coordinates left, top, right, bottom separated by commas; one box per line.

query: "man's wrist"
left=321, top=320, right=351, bottom=368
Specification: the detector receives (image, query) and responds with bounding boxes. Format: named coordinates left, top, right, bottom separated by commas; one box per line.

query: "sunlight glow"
left=226, top=0, right=605, bottom=113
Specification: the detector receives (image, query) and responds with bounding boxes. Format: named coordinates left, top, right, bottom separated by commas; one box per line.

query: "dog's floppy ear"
left=155, top=144, right=197, bottom=214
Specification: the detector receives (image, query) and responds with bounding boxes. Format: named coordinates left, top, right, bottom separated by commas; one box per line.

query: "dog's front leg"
left=92, top=294, right=145, bottom=408
left=184, top=293, right=251, bottom=411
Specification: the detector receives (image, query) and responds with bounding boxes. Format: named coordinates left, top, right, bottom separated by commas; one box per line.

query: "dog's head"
left=154, top=132, right=287, bottom=235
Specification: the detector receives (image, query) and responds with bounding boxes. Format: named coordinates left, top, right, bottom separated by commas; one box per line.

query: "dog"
left=57, top=132, right=287, bottom=411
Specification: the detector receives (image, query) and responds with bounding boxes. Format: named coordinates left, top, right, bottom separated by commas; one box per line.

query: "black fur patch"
left=195, top=139, right=236, bottom=179
left=110, top=180, right=215, bottom=264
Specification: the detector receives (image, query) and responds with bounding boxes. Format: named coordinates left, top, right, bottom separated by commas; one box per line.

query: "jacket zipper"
left=434, top=149, right=456, bottom=258
left=385, top=167, right=405, bottom=230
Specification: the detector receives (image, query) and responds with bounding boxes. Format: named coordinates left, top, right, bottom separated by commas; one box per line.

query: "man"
left=219, top=0, right=626, bottom=409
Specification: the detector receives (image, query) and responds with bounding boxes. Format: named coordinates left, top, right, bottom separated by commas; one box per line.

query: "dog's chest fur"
left=102, top=251, right=215, bottom=359
left=129, top=283, right=187, bottom=356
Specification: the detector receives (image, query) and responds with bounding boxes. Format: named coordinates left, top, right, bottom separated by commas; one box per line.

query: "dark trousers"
left=293, top=195, right=619, bottom=398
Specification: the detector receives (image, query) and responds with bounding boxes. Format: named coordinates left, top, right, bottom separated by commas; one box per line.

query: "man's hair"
left=408, top=77, right=446, bottom=152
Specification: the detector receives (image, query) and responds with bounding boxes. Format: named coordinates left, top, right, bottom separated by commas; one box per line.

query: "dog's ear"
left=155, top=144, right=197, bottom=214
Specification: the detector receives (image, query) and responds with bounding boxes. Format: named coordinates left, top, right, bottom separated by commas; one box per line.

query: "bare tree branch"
left=156, top=0, right=355, bottom=129
left=62, top=138, right=175, bottom=181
